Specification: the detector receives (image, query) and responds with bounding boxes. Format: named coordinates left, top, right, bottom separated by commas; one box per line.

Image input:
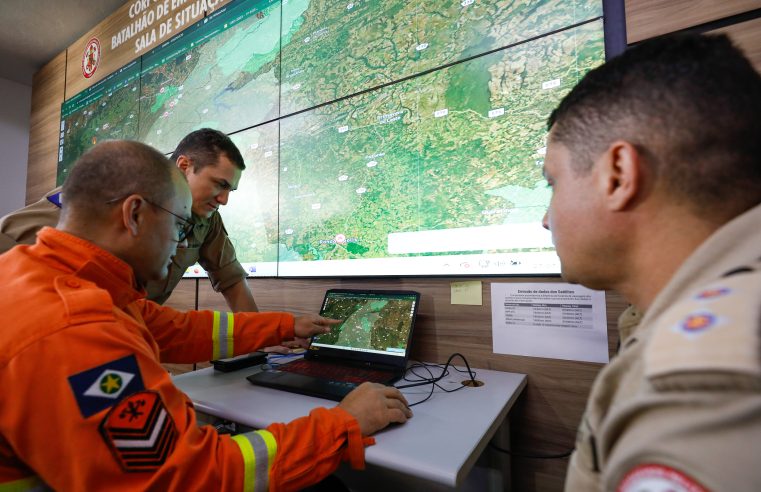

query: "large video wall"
left=58, top=0, right=606, bottom=277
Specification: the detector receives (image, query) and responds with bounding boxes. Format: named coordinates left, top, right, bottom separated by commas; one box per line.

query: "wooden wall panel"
left=625, top=0, right=761, bottom=43
left=163, top=278, right=198, bottom=311
left=713, top=17, right=761, bottom=72
left=194, top=276, right=628, bottom=491
left=26, top=51, right=66, bottom=203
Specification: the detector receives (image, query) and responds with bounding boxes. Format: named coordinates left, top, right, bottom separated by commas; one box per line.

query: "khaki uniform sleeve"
left=0, top=187, right=61, bottom=253
left=198, top=212, right=247, bottom=293
left=601, top=271, right=761, bottom=492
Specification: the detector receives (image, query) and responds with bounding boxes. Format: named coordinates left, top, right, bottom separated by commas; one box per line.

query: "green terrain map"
left=58, top=0, right=605, bottom=270
left=220, top=122, right=280, bottom=266
left=277, top=22, right=604, bottom=264
left=138, top=0, right=282, bottom=153
left=315, top=297, right=413, bottom=352
left=58, top=63, right=140, bottom=184
left=279, top=0, right=601, bottom=114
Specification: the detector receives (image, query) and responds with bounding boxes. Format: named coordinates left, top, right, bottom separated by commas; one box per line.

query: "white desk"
left=173, top=363, right=526, bottom=489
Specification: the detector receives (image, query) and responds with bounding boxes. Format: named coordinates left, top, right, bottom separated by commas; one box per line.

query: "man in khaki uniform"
left=1, top=128, right=259, bottom=312
left=542, top=34, right=761, bottom=490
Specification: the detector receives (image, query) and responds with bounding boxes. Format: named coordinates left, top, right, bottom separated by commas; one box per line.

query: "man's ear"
left=176, top=155, right=193, bottom=176
left=121, top=195, right=145, bottom=237
left=598, top=140, right=642, bottom=211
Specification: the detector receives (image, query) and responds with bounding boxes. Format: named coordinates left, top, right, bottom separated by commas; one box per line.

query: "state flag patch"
left=68, top=354, right=145, bottom=418
left=46, top=191, right=62, bottom=208
left=100, top=391, right=177, bottom=472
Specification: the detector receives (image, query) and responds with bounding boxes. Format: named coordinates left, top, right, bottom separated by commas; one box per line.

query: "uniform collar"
left=36, top=227, right=146, bottom=308
left=191, top=211, right=211, bottom=227
left=185, top=210, right=215, bottom=245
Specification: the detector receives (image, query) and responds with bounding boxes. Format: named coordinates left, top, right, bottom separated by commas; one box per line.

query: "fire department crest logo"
left=82, top=37, right=101, bottom=79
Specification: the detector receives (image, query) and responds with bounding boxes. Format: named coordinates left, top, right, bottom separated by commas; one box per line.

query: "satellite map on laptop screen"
left=247, top=289, right=420, bottom=400
left=310, top=289, right=419, bottom=362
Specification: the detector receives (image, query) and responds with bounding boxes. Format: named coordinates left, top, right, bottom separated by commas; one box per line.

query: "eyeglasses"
left=106, top=195, right=195, bottom=243
left=144, top=198, right=196, bottom=242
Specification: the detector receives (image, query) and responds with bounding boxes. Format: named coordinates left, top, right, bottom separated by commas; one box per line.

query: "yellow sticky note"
left=451, top=280, right=482, bottom=306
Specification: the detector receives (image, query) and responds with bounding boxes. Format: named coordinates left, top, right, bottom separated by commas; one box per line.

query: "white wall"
left=0, top=77, right=31, bottom=215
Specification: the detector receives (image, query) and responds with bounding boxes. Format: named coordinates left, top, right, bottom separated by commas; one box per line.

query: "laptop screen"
left=311, top=289, right=420, bottom=359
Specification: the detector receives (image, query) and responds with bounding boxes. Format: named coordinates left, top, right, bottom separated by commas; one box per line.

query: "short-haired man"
left=0, top=128, right=259, bottom=312
left=542, top=33, right=761, bottom=491
left=0, top=140, right=412, bottom=491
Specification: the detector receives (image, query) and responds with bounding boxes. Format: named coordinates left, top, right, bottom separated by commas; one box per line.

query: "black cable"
left=396, top=352, right=477, bottom=389
left=403, top=363, right=436, bottom=407
left=396, top=353, right=479, bottom=407
left=488, top=441, right=574, bottom=460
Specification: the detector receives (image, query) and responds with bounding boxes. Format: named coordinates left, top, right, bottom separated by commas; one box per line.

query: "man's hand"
left=293, top=314, right=341, bottom=339
left=338, top=382, right=413, bottom=436
left=261, top=338, right=310, bottom=354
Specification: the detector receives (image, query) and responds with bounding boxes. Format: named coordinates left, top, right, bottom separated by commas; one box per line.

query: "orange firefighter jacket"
left=0, top=228, right=370, bottom=491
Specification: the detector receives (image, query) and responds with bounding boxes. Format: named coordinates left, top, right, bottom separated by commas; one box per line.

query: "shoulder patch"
left=617, top=464, right=707, bottom=492
left=68, top=354, right=146, bottom=418
left=645, top=271, right=761, bottom=382
left=100, top=390, right=177, bottom=472
left=46, top=192, right=62, bottom=208
left=54, top=275, right=115, bottom=325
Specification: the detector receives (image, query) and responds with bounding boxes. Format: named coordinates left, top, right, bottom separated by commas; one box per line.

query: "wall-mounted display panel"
left=277, top=21, right=604, bottom=276
left=139, top=0, right=282, bottom=154
left=58, top=0, right=609, bottom=277
left=58, top=60, right=140, bottom=184
left=280, top=0, right=603, bottom=115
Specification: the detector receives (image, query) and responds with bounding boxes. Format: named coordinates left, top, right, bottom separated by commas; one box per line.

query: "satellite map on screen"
left=138, top=0, right=282, bottom=153
left=276, top=22, right=604, bottom=273
left=58, top=61, right=140, bottom=185
left=59, top=0, right=606, bottom=276
left=219, top=122, right=280, bottom=275
left=314, top=295, right=415, bottom=353
left=279, top=0, right=602, bottom=114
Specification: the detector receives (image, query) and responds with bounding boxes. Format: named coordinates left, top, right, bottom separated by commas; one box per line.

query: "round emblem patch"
left=681, top=313, right=716, bottom=333
left=82, top=37, right=101, bottom=79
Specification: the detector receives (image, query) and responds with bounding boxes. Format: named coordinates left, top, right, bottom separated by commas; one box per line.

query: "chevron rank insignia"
left=100, top=391, right=177, bottom=472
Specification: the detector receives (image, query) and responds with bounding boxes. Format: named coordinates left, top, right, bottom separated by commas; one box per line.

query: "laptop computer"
left=247, top=289, right=420, bottom=401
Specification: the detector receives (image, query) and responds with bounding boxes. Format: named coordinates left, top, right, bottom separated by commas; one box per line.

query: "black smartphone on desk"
left=211, top=351, right=268, bottom=372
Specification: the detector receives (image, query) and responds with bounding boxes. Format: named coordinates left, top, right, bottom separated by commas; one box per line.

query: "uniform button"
left=66, top=279, right=81, bottom=288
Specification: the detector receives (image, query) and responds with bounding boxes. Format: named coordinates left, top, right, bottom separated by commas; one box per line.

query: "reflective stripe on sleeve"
left=0, top=475, right=46, bottom=492
left=232, top=430, right=278, bottom=492
left=212, top=311, right=235, bottom=359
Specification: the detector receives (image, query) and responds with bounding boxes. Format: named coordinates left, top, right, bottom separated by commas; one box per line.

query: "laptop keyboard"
left=277, top=359, right=392, bottom=384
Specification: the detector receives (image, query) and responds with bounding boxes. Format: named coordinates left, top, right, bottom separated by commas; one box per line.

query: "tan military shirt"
left=0, top=188, right=246, bottom=305
left=565, top=203, right=761, bottom=492
left=147, top=210, right=247, bottom=304
left=0, top=187, right=61, bottom=250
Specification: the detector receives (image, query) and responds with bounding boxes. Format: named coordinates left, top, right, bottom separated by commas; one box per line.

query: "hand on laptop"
left=293, top=314, right=342, bottom=339
left=339, top=383, right=413, bottom=436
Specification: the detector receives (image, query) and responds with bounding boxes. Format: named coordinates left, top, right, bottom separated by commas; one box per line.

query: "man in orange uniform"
left=0, top=140, right=412, bottom=491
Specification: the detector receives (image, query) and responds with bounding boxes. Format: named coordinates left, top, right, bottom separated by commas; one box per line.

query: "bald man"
left=0, top=128, right=258, bottom=312
left=0, top=140, right=412, bottom=491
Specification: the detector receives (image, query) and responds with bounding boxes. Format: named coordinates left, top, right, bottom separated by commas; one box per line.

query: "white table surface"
left=173, top=361, right=526, bottom=487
